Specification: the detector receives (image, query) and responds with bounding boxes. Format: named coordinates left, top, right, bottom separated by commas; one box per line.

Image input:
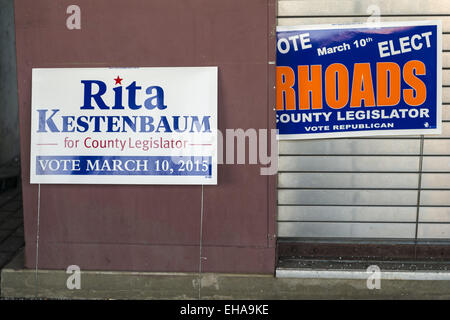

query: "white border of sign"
left=30, top=66, right=218, bottom=185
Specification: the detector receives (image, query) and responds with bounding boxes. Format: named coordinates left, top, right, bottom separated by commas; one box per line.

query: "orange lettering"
left=298, top=65, right=323, bottom=110
left=325, top=63, right=349, bottom=109
left=350, top=63, right=376, bottom=108
left=276, top=66, right=296, bottom=110
left=377, top=62, right=401, bottom=106
left=403, top=60, right=426, bottom=106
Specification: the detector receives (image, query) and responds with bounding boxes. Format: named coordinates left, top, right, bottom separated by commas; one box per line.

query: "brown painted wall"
left=14, top=0, right=276, bottom=273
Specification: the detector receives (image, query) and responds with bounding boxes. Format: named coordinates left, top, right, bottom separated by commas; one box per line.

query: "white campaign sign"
left=30, top=67, right=217, bottom=185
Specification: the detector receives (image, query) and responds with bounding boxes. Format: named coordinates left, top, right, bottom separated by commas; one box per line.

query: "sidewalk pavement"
left=0, top=187, right=25, bottom=296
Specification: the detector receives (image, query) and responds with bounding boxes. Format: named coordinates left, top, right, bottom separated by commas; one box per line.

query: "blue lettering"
left=76, top=116, right=89, bottom=132
left=155, top=116, right=172, bottom=133
left=140, top=116, right=154, bottom=132
left=80, top=80, right=110, bottom=110
left=62, top=116, right=75, bottom=132
left=126, top=81, right=142, bottom=110
left=190, top=116, right=211, bottom=132
left=107, top=116, right=121, bottom=132
left=37, top=109, right=60, bottom=132
left=112, top=86, right=124, bottom=109
left=144, top=86, right=167, bottom=110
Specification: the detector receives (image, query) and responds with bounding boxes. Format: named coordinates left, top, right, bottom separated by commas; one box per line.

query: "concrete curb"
left=2, top=252, right=450, bottom=300
left=277, top=269, right=450, bottom=280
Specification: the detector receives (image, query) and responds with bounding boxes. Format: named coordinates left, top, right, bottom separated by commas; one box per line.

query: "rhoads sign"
left=276, top=21, right=442, bottom=139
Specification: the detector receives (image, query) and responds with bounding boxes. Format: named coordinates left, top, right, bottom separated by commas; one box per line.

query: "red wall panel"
left=15, top=0, right=276, bottom=273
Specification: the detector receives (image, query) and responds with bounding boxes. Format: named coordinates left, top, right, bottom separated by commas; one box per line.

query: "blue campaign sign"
left=276, top=21, right=442, bottom=139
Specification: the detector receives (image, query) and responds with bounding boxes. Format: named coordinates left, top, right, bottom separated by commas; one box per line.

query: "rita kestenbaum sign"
left=30, top=67, right=217, bottom=184
left=276, top=21, right=442, bottom=139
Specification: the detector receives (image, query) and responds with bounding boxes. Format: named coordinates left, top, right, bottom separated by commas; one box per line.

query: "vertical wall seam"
left=267, top=0, right=271, bottom=249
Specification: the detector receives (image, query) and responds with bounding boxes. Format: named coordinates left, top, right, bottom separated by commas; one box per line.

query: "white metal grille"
left=277, top=0, right=450, bottom=240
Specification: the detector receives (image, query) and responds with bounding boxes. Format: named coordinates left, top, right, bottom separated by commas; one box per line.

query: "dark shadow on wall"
left=0, top=0, right=20, bottom=169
